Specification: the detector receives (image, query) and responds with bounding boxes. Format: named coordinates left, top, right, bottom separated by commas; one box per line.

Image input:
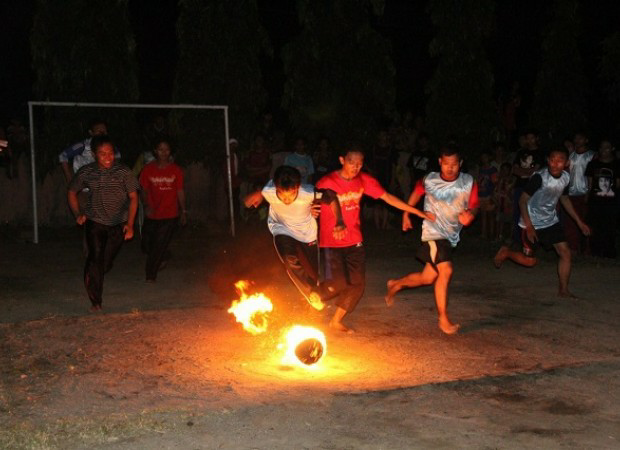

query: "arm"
left=380, top=191, right=433, bottom=221
left=67, top=190, right=87, bottom=225
left=518, top=191, right=537, bottom=242
left=177, top=189, right=187, bottom=226
left=244, top=190, right=265, bottom=208
left=61, top=162, right=74, bottom=184
left=402, top=185, right=426, bottom=231
left=318, top=189, right=347, bottom=240
left=124, top=191, right=139, bottom=240
left=559, top=195, right=590, bottom=235
left=458, top=182, right=479, bottom=226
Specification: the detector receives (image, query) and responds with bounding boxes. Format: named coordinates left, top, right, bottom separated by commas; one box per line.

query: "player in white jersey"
left=244, top=165, right=346, bottom=311
left=385, top=145, right=479, bottom=335
left=494, top=147, right=591, bottom=298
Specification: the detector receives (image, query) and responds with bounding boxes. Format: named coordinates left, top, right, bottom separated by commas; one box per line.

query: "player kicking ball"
left=244, top=165, right=346, bottom=310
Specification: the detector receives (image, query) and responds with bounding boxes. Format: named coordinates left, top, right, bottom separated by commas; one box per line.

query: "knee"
left=421, top=272, right=438, bottom=285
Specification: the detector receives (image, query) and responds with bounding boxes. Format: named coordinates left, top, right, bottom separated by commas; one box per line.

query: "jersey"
left=139, top=162, right=184, bottom=219
left=568, top=150, right=595, bottom=196
left=316, top=171, right=385, bottom=247
left=261, top=180, right=317, bottom=243
left=519, top=168, right=569, bottom=230
left=416, top=172, right=478, bottom=247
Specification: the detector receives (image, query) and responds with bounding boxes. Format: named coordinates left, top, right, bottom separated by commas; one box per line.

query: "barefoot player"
left=385, top=144, right=478, bottom=335
left=316, top=145, right=435, bottom=333
left=493, top=147, right=590, bottom=298
left=245, top=165, right=346, bottom=310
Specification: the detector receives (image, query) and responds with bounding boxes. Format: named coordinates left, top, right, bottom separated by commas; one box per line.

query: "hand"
left=332, top=224, right=347, bottom=240
left=311, top=202, right=321, bottom=218
left=526, top=224, right=538, bottom=243
left=458, top=209, right=475, bottom=226
left=579, top=222, right=591, bottom=236
left=402, top=214, right=412, bottom=231
left=123, top=224, right=134, bottom=240
left=180, top=211, right=187, bottom=226
left=76, top=214, right=87, bottom=225
left=423, top=211, right=436, bottom=222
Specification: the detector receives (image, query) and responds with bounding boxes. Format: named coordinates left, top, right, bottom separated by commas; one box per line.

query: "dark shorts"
left=521, top=222, right=566, bottom=256
left=416, top=239, right=453, bottom=265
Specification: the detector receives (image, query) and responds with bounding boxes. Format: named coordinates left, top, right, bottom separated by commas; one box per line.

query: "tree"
left=425, top=0, right=497, bottom=156
left=530, top=0, right=587, bottom=143
left=173, top=0, right=271, bottom=163
left=31, top=0, right=139, bottom=174
left=281, top=0, right=395, bottom=147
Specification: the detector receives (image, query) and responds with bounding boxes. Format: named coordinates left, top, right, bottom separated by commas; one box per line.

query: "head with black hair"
left=91, top=135, right=115, bottom=170
left=273, top=165, right=301, bottom=205
left=438, top=144, right=462, bottom=181
left=88, top=118, right=108, bottom=137
left=547, top=146, right=569, bottom=178
left=153, top=137, right=175, bottom=164
left=338, top=143, right=365, bottom=180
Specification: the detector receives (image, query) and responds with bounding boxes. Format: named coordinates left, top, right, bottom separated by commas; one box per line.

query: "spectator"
left=284, top=136, right=314, bottom=184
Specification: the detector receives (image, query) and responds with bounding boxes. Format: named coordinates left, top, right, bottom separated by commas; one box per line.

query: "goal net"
left=27, top=101, right=233, bottom=243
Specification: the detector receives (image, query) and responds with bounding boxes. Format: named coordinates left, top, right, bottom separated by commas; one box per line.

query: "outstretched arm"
left=559, top=195, right=591, bottom=235
left=244, top=190, right=264, bottom=208
left=402, top=187, right=426, bottom=231
left=380, top=191, right=433, bottom=220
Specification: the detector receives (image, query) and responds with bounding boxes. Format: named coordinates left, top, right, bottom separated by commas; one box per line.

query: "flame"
left=281, top=325, right=327, bottom=368
left=228, top=280, right=273, bottom=335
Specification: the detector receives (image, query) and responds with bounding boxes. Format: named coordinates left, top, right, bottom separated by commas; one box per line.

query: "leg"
left=103, top=224, right=125, bottom=274
left=434, top=261, right=459, bottom=334
left=327, top=246, right=365, bottom=332
left=493, top=245, right=537, bottom=268
left=145, top=218, right=178, bottom=281
left=554, top=241, right=574, bottom=297
left=84, top=221, right=107, bottom=309
left=274, top=235, right=324, bottom=310
left=385, top=263, right=437, bottom=306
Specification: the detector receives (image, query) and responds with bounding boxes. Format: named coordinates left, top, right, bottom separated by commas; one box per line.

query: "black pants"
left=84, top=220, right=125, bottom=306
left=273, top=234, right=320, bottom=298
left=142, top=217, right=178, bottom=280
left=588, top=202, right=617, bottom=258
left=323, top=244, right=366, bottom=313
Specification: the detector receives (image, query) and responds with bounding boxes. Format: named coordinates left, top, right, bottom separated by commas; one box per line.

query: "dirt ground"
left=1, top=220, right=619, bottom=449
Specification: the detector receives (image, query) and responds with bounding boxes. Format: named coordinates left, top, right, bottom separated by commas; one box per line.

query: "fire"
left=227, top=280, right=273, bottom=335
left=282, top=325, right=327, bottom=368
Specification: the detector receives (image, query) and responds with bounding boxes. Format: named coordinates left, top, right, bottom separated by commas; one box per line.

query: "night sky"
left=1, top=0, right=618, bottom=136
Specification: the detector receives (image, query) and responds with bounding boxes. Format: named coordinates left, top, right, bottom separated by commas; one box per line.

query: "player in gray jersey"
left=386, top=145, right=478, bottom=335
left=494, top=147, right=590, bottom=298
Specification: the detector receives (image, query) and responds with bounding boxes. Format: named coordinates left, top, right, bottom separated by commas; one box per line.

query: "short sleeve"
left=524, top=173, right=543, bottom=197
left=68, top=167, right=86, bottom=192
left=361, top=172, right=386, bottom=199
left=413, top=179, right=425, bottom=197
left=124, top=168, right=140, bottom=193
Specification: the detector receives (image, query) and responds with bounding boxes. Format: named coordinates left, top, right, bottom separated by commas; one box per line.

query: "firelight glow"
left=227, top=280, right=273, bottom=335
left=281, top=325, right=327, bottom=368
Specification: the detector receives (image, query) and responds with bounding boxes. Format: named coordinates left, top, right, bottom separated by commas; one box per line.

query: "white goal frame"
left=28, top=101, right=234, bottom=243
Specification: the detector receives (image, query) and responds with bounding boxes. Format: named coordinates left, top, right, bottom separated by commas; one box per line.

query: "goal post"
left=27, top=101, right=234, bottom=243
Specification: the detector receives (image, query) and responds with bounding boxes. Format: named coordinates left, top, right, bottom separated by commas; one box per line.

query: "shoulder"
left=316, top=171, right=338, bottom=188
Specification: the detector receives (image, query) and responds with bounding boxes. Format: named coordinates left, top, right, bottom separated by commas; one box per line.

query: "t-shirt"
left=316, top=171, right=385, bottom=247
left=261, top=180, right=317, bottom=243
left=568, top=150, right=595, bottom=196
left=520, top=168, right=569, bottom=230
left=139, top=162, right=184, bottom=219
left=513, top=148, right=545, bottom=188
left=477, top=165, right=498, bottom=198
left=585, top=159, right=620, bottom=203
left=413, top=172, right=478, bottom=247
left=284, top=152, right=314, bottom=184
left=59, top=138, right=121, bottom=172
left=69, top=162, right=139, bottom=226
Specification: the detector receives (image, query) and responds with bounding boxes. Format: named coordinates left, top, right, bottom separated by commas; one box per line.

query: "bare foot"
left=439, top=317, right=460, bottom=335
left=493, top=246, right=509, bottom=268
left=329, top=320, right=355, bottom=334
left=89, top=304, right=103, bottom=313
left=558, top=290, right=578, bottom=299
left=385, top=279, right=398, bottom=307
left=307, top=292, right=325, bottom=311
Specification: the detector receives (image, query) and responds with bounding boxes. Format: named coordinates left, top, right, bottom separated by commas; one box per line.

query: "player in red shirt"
left=316, top=145, right=435, bottom=333
left=139, top=138, right=187, bottom=282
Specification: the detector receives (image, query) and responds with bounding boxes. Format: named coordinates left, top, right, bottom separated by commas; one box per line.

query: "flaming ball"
left=294, top=338, right=324, bottom=365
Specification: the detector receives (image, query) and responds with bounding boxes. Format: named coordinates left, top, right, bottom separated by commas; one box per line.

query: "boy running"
left=385, top=145, right=478, bottom=335
left=244, top=165, right=346, bottom=310
left=317, top=146, right=435, bottom=333
left=493, top=147, right=591, bottom=298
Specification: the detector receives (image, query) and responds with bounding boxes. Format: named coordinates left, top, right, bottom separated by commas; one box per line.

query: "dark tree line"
left=28, top=0, right=620, bottom=174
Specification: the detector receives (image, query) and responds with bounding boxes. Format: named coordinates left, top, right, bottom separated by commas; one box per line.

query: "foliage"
left=173, top=0, right=271, bottom=164
left=31, top=0, right=140, bottom=175
left=530, top=0, right=587, bottom=143
left=281, top=0, right=395, bottom=148
left=600, top=32, right=620, bottom=105
left=425, top=0, right=497, bottom=157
